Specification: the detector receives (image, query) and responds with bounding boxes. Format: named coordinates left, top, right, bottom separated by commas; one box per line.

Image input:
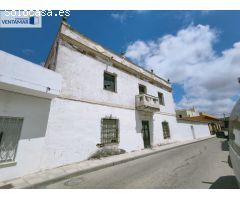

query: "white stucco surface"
left=0, top=90, right=51, bottom=181
left=56, top=44, right=175, bottom=115
left=0, top=50, right=62, bottom=99
left=175, top=120, right=211, bottom=141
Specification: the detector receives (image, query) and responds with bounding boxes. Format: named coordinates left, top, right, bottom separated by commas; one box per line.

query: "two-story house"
left=43, top=21, right=179, bottom=169
left=0, top=20, right=212, bottom=182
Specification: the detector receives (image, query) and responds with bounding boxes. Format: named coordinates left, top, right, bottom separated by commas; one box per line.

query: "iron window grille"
left=162, top=121, right=170, bottom=139
left=101, top=119, right=119, bottom=145
left=0, top=117, right=23, bottom=164
left=104, top=72, right=116, bottom=92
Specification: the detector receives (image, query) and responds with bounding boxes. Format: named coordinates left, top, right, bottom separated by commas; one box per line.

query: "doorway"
left=142, top=120, right=150, bottom=148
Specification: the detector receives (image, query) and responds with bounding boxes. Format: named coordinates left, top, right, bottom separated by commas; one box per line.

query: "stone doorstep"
left=0, top=135, right=215, bottom=189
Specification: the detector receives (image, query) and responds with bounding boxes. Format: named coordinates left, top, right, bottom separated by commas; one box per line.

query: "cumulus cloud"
left=125, top=24, right=240, bottom=116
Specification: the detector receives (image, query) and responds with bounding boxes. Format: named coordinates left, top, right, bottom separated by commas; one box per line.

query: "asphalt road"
left=40, top=137, right=239, bottom=189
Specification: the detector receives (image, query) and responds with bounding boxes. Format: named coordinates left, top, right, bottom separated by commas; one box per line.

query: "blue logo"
left=0, top=11, right=42, bottom=28
left=29, top=16, right=40, bottom=25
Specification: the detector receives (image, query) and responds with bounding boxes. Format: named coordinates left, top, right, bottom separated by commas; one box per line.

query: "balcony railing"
left=135, top=94, right=160, bottom=112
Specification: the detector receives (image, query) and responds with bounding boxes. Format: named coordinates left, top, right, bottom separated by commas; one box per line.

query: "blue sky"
left=1, top=11, right=240, bottom=115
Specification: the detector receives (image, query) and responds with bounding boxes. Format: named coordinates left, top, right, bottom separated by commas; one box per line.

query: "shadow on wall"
left=221, top=140, right=229, bottom=151
left=0, top=90, right=52, bottom=140
left=20, top=98, right=52, bottom=140
left=209, top=176, right=239, bottom=189
left=135, top=110, right=142, bottom=134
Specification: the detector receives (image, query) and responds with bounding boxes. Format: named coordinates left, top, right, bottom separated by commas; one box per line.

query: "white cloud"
left=22, top=49, right=35, bottom=55
left=125, top=24, right=240, bottom=116
left=111, top=13, right=128, bottom=23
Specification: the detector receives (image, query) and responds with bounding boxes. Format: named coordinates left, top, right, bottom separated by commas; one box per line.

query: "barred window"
left=0, top=117, right=23, bottom=164
left=101, top=119, right=119, bottom=145
left=162, top=121, right=170, bottom=139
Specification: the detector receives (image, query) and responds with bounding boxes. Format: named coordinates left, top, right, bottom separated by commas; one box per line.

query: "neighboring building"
left=176, top=108, right=221, bottom=135
left=0, top=50, right=62, bottom=181
left=176, top=107, right=200, bottom=118
left=0, top=21, right=212, bottom=182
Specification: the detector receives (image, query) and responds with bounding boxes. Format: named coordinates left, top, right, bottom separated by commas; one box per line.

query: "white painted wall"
left=56, top=44, right=176, bottom=115
left=175, top=120, right=211, bottom=141
left=40, top=98, right=180, bottom=170
left=0, top=90, right=51, bottom=181
left=0, top=50, right=62, bottom=99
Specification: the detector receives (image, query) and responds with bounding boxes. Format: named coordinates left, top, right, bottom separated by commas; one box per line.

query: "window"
left=101, top=119, right=119, bottom=145
left=0, top=117, right=23, bottom=164
left=162, top=121, right=170, bottom=139
left=139, top=84, right=146, bottom=94
left=104, top=72, right=116, bottom=92
left=158, top=92, right=165, bottom=105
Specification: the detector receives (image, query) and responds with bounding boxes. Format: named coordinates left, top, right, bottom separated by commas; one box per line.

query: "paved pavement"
left=0, top=136, right=215, bottom=189
left=39, top=137, right=238, bottom=189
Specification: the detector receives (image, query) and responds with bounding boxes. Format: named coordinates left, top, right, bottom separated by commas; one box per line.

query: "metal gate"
left=0, top=117, right=23, bottom=163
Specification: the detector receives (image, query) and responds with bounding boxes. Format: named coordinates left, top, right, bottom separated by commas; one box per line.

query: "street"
left=39, top=138, right=238, bottom=189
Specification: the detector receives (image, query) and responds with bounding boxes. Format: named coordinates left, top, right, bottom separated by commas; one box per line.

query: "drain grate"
left=64, top=177, right=85, bottom=187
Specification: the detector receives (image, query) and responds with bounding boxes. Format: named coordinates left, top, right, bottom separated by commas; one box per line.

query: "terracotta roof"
left=177, top=115, right=220, bottom=123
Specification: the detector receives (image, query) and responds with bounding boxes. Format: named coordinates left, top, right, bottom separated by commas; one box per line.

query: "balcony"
left=135, top=94, right=160, bottom=112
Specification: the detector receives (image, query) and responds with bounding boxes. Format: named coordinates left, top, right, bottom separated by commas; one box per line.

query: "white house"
left=0, top=21, right=212, bottom=182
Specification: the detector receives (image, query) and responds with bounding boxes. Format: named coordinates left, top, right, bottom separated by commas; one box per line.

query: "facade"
left=43, top=21, right=179, bottom=168
left=0, top=21, right=212, bottom=182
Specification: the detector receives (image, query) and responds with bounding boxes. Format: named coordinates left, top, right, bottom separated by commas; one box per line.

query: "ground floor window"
left=101, top=119, right=119, bottom=145
left=162, top=121, right=170, bottom=139
left=0, top=117, right=23, bottom=163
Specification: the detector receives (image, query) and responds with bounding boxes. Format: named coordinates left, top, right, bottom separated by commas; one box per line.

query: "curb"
left=21, top=136, right=216, bottom=189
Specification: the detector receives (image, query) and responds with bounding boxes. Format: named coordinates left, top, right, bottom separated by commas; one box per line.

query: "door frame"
left=142, top=120, right=151, bottom=148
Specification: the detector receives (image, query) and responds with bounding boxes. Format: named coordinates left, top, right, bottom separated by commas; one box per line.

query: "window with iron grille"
left=104, top=72, right=116, bottom=92
left=0, top=117, right=23, bottom=164
left=158, top=92, right=165, bottom=105
left=101, top=119, right=119, bottom=145
left=162, top=121, right=170, bottom=139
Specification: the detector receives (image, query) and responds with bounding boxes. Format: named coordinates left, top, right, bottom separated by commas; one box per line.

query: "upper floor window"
left=139, top=84, right=147, bottom=94
left=104, top=72, right=116, bottom=92
left=158, top=92, right=165, bottom=105
left=101, top=119, right=119, bottom=145
left=0, top=117, right=23, bottom=164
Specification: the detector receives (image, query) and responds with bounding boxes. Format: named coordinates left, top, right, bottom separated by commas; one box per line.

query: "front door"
left=142, top=121, right=150, bottom=148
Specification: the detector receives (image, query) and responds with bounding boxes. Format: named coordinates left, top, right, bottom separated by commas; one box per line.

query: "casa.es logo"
left=0, top=10, right=42, bottom=28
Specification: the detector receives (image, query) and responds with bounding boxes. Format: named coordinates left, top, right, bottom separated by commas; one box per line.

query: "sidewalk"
left=0, top=135, right=215, bottom=189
